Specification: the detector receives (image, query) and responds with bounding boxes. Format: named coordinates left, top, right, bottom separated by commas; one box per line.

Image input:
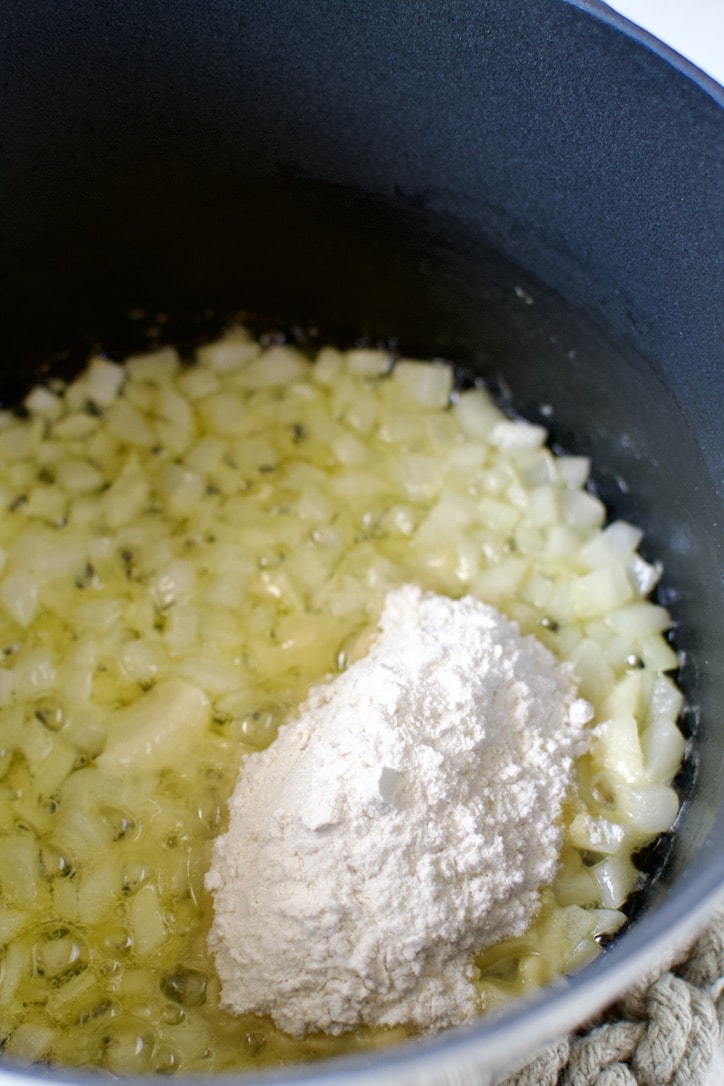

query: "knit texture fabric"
left=502, top=911, right=724, bottom=1086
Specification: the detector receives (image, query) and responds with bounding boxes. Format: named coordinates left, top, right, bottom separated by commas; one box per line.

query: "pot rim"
left=571, top=0, right=724, bottom=101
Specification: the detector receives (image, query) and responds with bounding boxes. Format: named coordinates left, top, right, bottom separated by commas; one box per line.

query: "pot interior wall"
left=0, top=0, right=722, bottom=1058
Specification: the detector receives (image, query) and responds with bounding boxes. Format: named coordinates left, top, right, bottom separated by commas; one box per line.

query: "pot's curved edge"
left=566, top=0, right=724, bottom=102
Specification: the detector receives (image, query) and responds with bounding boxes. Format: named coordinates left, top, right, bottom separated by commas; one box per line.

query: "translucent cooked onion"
left=0, top=330, right=684, bottom=1074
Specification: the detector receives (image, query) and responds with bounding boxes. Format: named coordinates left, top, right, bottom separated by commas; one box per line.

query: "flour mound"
left=206, top=585, right=592, bottom=1036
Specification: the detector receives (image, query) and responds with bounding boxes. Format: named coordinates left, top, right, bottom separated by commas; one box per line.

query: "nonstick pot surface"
left=0, top=1, right=722, bottom=1083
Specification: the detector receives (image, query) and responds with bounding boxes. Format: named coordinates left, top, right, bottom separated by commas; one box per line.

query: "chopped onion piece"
left=98, top=679, right=211, bottom=770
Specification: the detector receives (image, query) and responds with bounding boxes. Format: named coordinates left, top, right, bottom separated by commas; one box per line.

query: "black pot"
left=1, top=1, right=722, bottom=1083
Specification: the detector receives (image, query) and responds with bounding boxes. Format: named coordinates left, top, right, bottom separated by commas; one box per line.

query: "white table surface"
left=602, top=6, right=723, bottom=1081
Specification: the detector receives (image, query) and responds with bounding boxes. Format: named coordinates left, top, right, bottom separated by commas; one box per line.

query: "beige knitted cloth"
left=502, top=911, right=724, bottom=1086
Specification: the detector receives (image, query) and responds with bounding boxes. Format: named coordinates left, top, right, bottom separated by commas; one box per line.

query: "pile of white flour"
left=206, top=585, right=592, bottom=1036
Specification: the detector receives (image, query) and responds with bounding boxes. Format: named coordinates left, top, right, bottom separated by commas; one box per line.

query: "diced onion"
left=0, top=333, right=684, bottom=1075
